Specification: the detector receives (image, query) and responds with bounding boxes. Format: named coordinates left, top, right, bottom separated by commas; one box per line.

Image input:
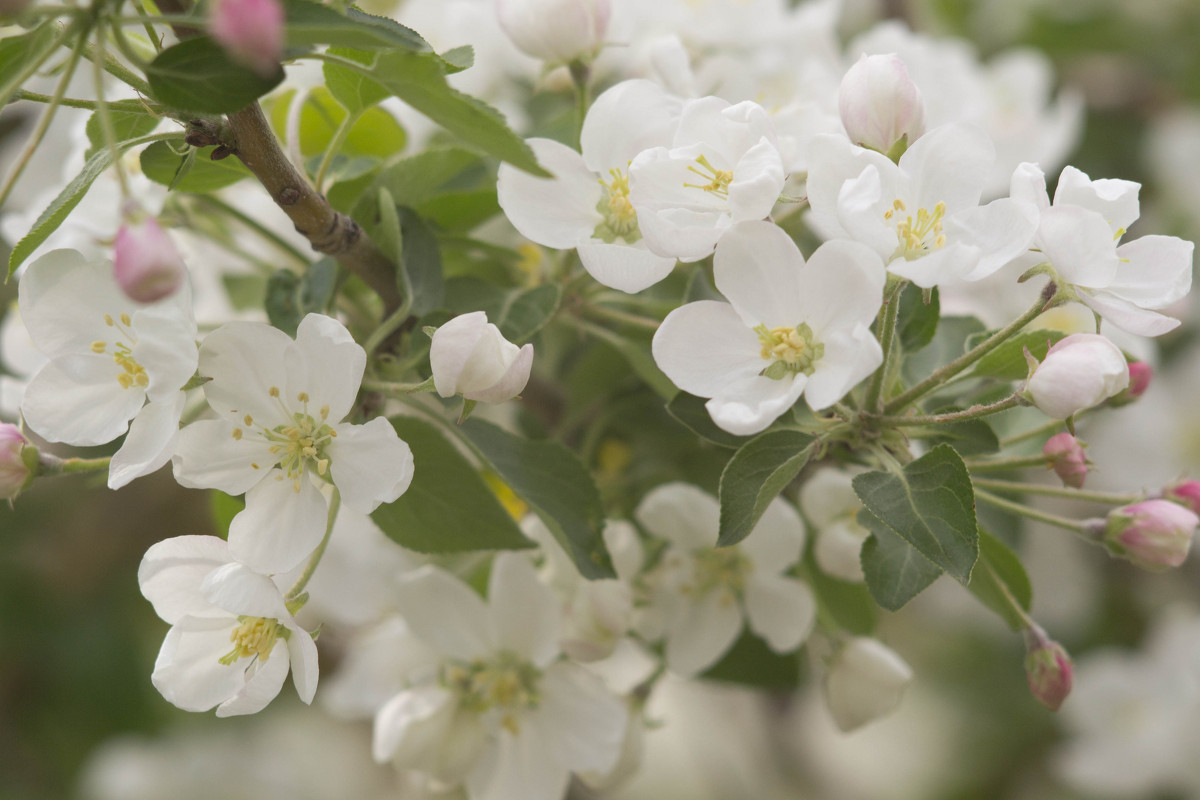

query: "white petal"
left=466, top=343, right=533, bottom=404
left=635, top=204, right=726, bottom=262
left=1053, top=165, right=1140, bottom=233
left=707, top=372, right=808, bottom=435
left=372, top=686, right=457, bottom=765
left=151, top=617, right=242, bottom=712
left=1009, top=162, right=1050, bottom=211
left=837, top=162, right=904, bottom=258
left=536, top=662, right=628, bottom=774
left=815, top=520, right=870, bottom=582
left=576, top=241, right=676, bottom=294
left=286, top=623, right=319, bottom=704
left=171, top=418, right=270, bottom=494
left=798, top=467, right=860, bottom=528
left=489, top=552, right=561, bottom=667
left=634, top=482, right=719, bottom=551
left=1038, top=205, right=1120, bottom=288
left=215, top=639, right=291, bottom=716
left=497, top=138, right=602, bottom=249
left=1110, top=235, right=1194, bottom=308
left=886, top=241, right=979, bottom=289
left=21, top=356, right=143, bottom=445
left=900, top=122, right=992, bottom=213
left=328, top=417, right=415, bottom=513
left=1080, top=291, right=1182, bottom=338
left=794, top=239, right=887, bottom=335
left=726, top=138, right=785, bottom=221
left=804, top=323, right=883, bottom=411
left=138, top=535, right=233, bottom=623
left=744, top=573, right=816, bottom=652
left=394, top=566, right=492, bottom=660
left=467, top=724, right=571, bottom=800
left=228, top=473, right=328, bottom=574
left=197, top=321, right=294, bottom=421
left=950, top=198, right=1040, bottom=282
left=664, top=586, right=744, bottom=677
left=805, top=134, right=886, bottom=239
left=712, top=220, right=805, bottom=328
left=582, top=79, right=682, bottom=173
left=739, top=497, right=805, bottom=570
left=292, top=313, right=366, bottom=423
left=108, top=392, right=185, bottom=489
left=200, top=562, right=291, bottom=618
left=652, top=301, right=762, bottom=397
left=130, top=310, right=198, bottom=402
left=18, top=249, right=129, bottom=357
left=431, top=311, right=489, bottom=397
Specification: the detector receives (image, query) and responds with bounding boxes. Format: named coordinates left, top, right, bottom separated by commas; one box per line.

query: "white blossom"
left=799, top=467, right=869, bottom=582
left=823, top=637, right=913, bottom=732
left=430, top=311, right=533, bottom=403
left=1023, top=333, right=1129, bottom=420
left=494, top=0, right=609, bottom=64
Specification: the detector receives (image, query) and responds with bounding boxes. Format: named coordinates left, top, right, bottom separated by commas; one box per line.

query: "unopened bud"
left=1100, top=498, right=1198, bottom=571
left=209, top=0, right=285, bottom=79
left=1126, top=361, right=1153, bottom=398
left=1162, top=479, right=1200, bottom=515
left=495, top=0, right=610, bottom=65
left=1023, top=334, right=1129, bottom=420
left=823, top=637, right=913, bottom=732
left=113, top=212, right=187, bottom=303
left=429, top=311, right=534, bottom=403
left=838, top=53, right=925, bottom=159
left=1023, top=624, right=1073, bottom=711
left=1043, top=433, right=1088, bottom=489
left=0, top=423, right=32, bottom=501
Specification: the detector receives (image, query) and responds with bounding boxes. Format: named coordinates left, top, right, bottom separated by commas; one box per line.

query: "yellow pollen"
left=891, top=199, right=948, bottom=259
left=297, top=392, right=309, bottom=403
left=244, top=414, right=253, bottom=426
left=759, top=326, right=808, bottom=363
left=684, top=154, right=734, bottom=198
left=218, top=616, right=282, bottom=666
left=91, top=341, right=107, bottom=353
left=319, top=405, right=329, bottom=420
left=251, top=462, right=260, bottom=470
left=269, top=386, right=280, bottom=398
left=317, top=459, right=329, bottom=475
left=104, top=314, right=115, bottom=326
left=120, top=313, right=132, bottom=327
left=232, top=428, right=243, bottom=440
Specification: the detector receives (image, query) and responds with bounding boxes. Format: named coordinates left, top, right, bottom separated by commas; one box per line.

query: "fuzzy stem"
left=286, top=488, right=340, bottom=600
left=965, top=454, right=1050, bottom=473
left=875, top=394, right=1022, bottom=427
left=974, top=488, right=1087, bottom=533
left=864, top=279, right=903, bottom=414
left=972, top=477, right=1141, bottom=506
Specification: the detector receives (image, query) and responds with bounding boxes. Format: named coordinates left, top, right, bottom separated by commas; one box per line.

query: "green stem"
left=580, top=302, right=660, bottom=332
left=2, top=20, right=80, bottom=101
left=966, top=454, right=1049, bottom=473
left=12, top=89, right=114, bottom=110
left=974, top=488, right=1087, bottom=533
left=93, top=23, right=131, bottom=197
left=569, top=60, right=590, bottom=150
left=106, top=16, right=153, bottom=71
left=864, top=279, right=904, bottom=414
left=313, top=109, right=361, bottom=193
left=37, top=455, right=111, bottom=476
left=360, top=377, right=435, bottom=395
left=286, top=488, right=340, bottom=600
left=884, top=285, right=1057, bottom=414
left=973, top=477, right=1141, bottom=506
left=876, top=394, right=1022, bottom=427
left=363, top=301, right=414, bottom=357
left=81, top=37, right=153, bottom=96
left=1000, top=417, right=1079, bottom=448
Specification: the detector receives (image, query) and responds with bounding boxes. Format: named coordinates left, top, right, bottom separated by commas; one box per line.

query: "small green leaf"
left=806, top=555, right=877, bottom=635
left=369, top=147, right=485, bottom=208
left=146, top=37, right=284, bottom=114
left=140, top=141, right=252, bottom=192
left=264, top=259, right=338, bottom=336
left=852, top=444, right=979, bottom=583
left=0, top=22, right=59, bottom=105
left=968, top=329, right=1067, bottom=381
left=459, top=418, right=613, bottom=579
left=283, top=0, right=429, bottom=51
left=371, top=418, right=534, bottom=553
left=898, top=283, right=940, bottom=353
left=902, top=315, right=986, bottom=385
left=859, top=509, right=943, bottom=610
left=270, top=87, right=406, bottom=162
left=717, top=430, right=816, bottom=547
left=666, top=392, right=747, bottom=449
left=395, top=205, right=444, bottom=317
left=699, top=631, right=804, bottom=689
left=440, top=45, right=475, bottom=72
left=85, top=104, right=160, bottom=158
left=324, top=46, right=391, bottom=113
left=444, top=278, right=561, bottom=343
left=968, top=528, right=1033, bottom=630
left=918, top=412, right=1000, bottom=456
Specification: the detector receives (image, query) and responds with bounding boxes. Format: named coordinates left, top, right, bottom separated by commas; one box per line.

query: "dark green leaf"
left=581, top=324, right=675, bottom=400
left=444, top=278, right=561, bottom=343
left=0, top=22, right=59, bottom=105
left=283, top=0, right=429, bottom=51
left=852, top=444, right=979, bottom=583
left=666, top=392, right=747, bottom=449
left=807, top=557, right=877, bottom=635
left=371, top=418, right=533, bottom=553
left=459, top=418, right=613, bottom=579
left=968, top=528, right=1033, bottom=630
left=700, top=630, right=804, bottom=689
left=264, top=259, right=338, bottom=336
left=918, top=413, right=1000, bottom=456
left=717, top=430, right=816, bottom=547
left=417, top=189, right=500, bottom=233
left=968, top=329, right=1067, bottom=381
left=898, top=283, right=940, bottom=353
left=146, top=37, right=284, bottom=114
left=140, top=141, right=252, bottom=192
left=902, top=315, right=986, bottom=385
left=396, top=205, right=444, bottom=316
left=859, top=509, right=943, bottom=610
left=85, top=104, right=160, bottom=158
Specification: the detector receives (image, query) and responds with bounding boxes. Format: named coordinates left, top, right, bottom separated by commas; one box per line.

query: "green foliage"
left=0, top=22, right=59, bottom=104
left=700, top=630, right=805, bottom=689
left=140, top=141, right=252, bottom=192
left=268, top=87, right=407, bottom=165
left=372, top=418, right=534, bottom=553
left=366, top=196, right=445, bottom=317
left=968, top=529, right=1034, bottom=630
left=918, top=412, right=1001, bottom=456
left=807, top=555, right=877, bottom=635
left=264, top=259, right=338, bottom=336
left=146, top=37, right=284, bottom=114
left=898, top=284, right=940, bottom=353
left=84, top=104, right=159, bottom=159
left=443, top=279, right=562, bottom=343
left=282, top=0, right=429, bottom=51
left=967, top=329, right=1068, bottom=381
left=717, top=430, right=816, bottom=547
left=666, top=392, right=747, bottom=449
left=858, top=509, right=943, bottom=610
left=324, top=46, right=391, bottom=113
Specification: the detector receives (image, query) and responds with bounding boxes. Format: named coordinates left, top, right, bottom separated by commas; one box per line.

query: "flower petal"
left=131, top=307, right=198, bottom=402
left=707, top=372, right=809, bottom=435
left=489, top=552, right=562, bottom=668
left=466, top=724, right=570, bottom=800
left=744, top=573, right=816, bottom=653
left=108, top=391, right=185, bottom=489
left=1110, top=235, right=1194, bottom=308
left=576, top=241, right=677, bottom=294
left=198, top=321, right=294, bottom=421
left=292, top=314, right=366, bottom=423
left=171, top=418, right=271, bottom=494
left=652, top=301, right=762, bottom=398
left=582, top=79, right=682, bottom=172
left=712, top=220, right=805, bottom=328
left=664, top=586, right=743, bottom=677
left=394, top=566, right=492, bottom=660
left=466, top=343, right=533, bottom=404
left=18, top=249, right=129, bottom=357
left=200, top=562, right=291, bottom=618
left=228, top=473, right=328, bottom=574
left=739, top=497, right=805, bottom=570
left=151, top=617, right=242, bottom=712
left=794, top=239, right=886, bottom=335
left=138, top=535, right=233, bottom=623
left=497, top=138, right=602, bottom=249
left=215, top=639, right=291, bottom=717
left=372, top=686, right=458, bottom=765
left=328, top=417, right=415, bottom=513
left=951, top=197, right=1040, bottom=282
left=1079, top=291, right=1182, bottom=338
left=804, top=323, right=883, bottom=411
left=1053, top=165, right=1140, bottom=233
left=634, top=482, right=719, bottom=551
left=900, top=122, right=992, bottom=213
left=536, top=662, right=628, bottom=774
left=1038, top=204, right=1120, bottom=288
left=286, top=623, right=319, bottom=704
left=21, top=355, right=143, bottom=445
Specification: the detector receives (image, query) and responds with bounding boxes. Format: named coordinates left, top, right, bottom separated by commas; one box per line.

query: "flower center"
left=230, top=387, right=338, bottom=492
left=594, top=168, right=641, bottom=244
left=755, top=323, right=823, bottom=379
left=689, top=547, right=752, bottom=597
left=684, top=154, right=733, bottom=199
left=442, top=652, right=542, bottom=732
left=885, top=198, right=947, bottom=260
left=90, top=313, right=149, bottom=390
left=219, top=615, right=285, bottom=665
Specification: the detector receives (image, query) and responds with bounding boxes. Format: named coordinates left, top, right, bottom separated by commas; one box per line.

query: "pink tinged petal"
left=489, top=552, right=562, bottom=667
left=228, top=473, right=328, bottom=574
left=805, top=134, right=884, bottom=239
left=1010, top=162, right=1050, bottom=211
left=215, top=638, right=291, bottom=717
left=652, top=301, right=763, bottom=397
left=900, top=122, right=993, bottom=213
left=292, top=314, right=366, bottom=423
left=1053, top=165, right=1140, bottom=233
left=466, top=344, right=533, bottom=404
left=1110, top=235, right=1194, bottom=308
left=536, top=662, right=628, bottom=775
left=804, top=323, right=883, bottom=411
left=285, top=623, right=319, bottom=704
left=1038, top=205, right=1120, bottom=288
left=200, top=562, right=291, bottom=618
left=664, top=586, right=744, bottom=677
left=726, top=138, right=785, bottom=221
left=712, top=220, right=805, bottom=328
left=497, top=138, right=603, bottom=249
left=130, top=310, right=198, bottom=402
left=794, top=239, right=887, bottom=334
left=837, top=163, right=904, bottom=259
left=18, top=249, right=130, bottom=357
left=949, top=197, right=1040, bottom=282
left=21, top=355, right=143, bottom=445
left=372, top=686, right=458, bottom=765
left=394, top=566, right=492, bottom=660
left=581, top=80, right=682, bottom=173
left=197, top=321, right=294, bottom=421
left=744, top=573, right=816, bottom=653
left=108, top=391, right=185, bottom=489
left=171, top=418, right=271, bottom=494
left=707, top=372, right=808, bottom=435
left=327, top=417, right=415, bottom=513
left=467, top=724, right=571, bottom=800
left=634, top=482, right=720, bottom=551
left=886, top=241, right=979, bottom=288
left=738, top=497, right=805, bottom=570
left=138, top=535, right=233, bottom=623
left=1078, top=291, right=1182, bottom=337
left=151, top=617, right=243, bottom=712
left=576, top=242, right=676, bottom=294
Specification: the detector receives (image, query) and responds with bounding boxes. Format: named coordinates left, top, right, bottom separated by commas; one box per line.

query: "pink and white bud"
left=1162, top=479, right=1200, bottom=515
left=495, top=0, right=610, bottom=64
left=823, top=637, right=913, bottom=732
left=1043, top=433, right=1089, bottom=489
left=1101, top=498, right=1198, bottom=571
left=1023, top=333, right=1129, bottom=419
left=1126, top=361, right=1153, bottom=398
left=1023, top=624, right=1073, bottom=711
left=209, top=0, right=285, bottom=79
left=113, top=215, right=187, bottom=303
left=429, top=311, right=534, bottom=403
left=838, top=53, right=925, bottom=158
left=0, top=423, right=31, bottom=501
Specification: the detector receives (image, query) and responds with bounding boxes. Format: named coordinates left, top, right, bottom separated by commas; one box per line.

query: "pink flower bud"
left=838, top=53, right=925, bottom=158
left=1126, top=361, right=1153, bottom=398
left=1043, top=432, right=1088, bottom=488
left=1162, top=479, right=1200, bottom=515
left=209, top=0, right=285, bottom=79
left=495, top=0, right=610, bottom=64
left=113, top=215, right=187, bottom=304
left=1102, top=498, right=1198, bottom=571
left=0, top=423, right=31, bottom=501
left=1023, top=333, right=1129, bottom=420
left=1023, top=624, right=1073, bottom=711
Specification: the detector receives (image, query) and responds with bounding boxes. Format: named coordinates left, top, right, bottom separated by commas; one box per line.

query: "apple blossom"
left=495, top=0, right=609, bottom=64
left=209, top=0, right=285, bottom=78
left=113, top=212, right=187, bottom=304
left=798, top=467, right=869, bottom=582
left=1023, top=333, right=1129, bottom=420
left=1126, top=361, right=1153, bottom=399
left=653, top=220, right=885, bottom=435
left=1099, top=499, right=1198, bottom=571
left=1043, top=433, right=1089, bottom=489
left=838, top=53, right=925, bottom=158
left=1024, top=624, right=1073, bottom=711
left=430, top=311, right=533, bottom=403
left=0, top=423, right=31, bottom=501
left=1162, top=480, right=1200, bottom=515
left=823, top=637, right=913, bottom=732
left=138, top=535, right=318, bottom=717
left=172, top=313, right=414, bottom=574
left=18, top=249, right=197, bottom=489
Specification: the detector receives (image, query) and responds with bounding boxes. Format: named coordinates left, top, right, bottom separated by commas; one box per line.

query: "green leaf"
left=918, top=412, right=1000, bottom=456
left=140, top=141, right=252, bottom=192
left=210, top=491, right=245, bottom=536
left=666, top=392, right=747, bottom=449
left=417, top=188, right=500, bottom=233
left=444, top=278, right=561, bottom=343
left=369, top=147, right=485, bottom=208
left=859, top=509, right=943, bottom=610
left=898, top=283, right=940, bottom=353
left=371, top=418, right=534, bottom=553
left=967, top=329, right=1067, bottom=381
left=852, top=444, right=979, bottom=583
left=582, top=324, right=675, bottom=400
left=459, top=418, right=613, bottom=579
left=85, top=103, right=160, bottom=158
left=9, top=148, right=113, bottom=277
left=146, top=37, right=284, bottom=114
left=806, top=557, right=877, bottom=635
left=393, top=204, right=445, bottom=317
left=902, top=315, right=985, bottom=385
left=717, top=429, right=816, bottom=547
left=270, top=87, right=406, bottom=162
left=264, top=259, right=338, bottom=336
left=440, top=45, right=475, bottom=72
left=0, top=22, right=59, bottom=105
left=324, top=46, right=391, bottom=113
left=968, top=528, right=1033, bottom=630
left=700, top=631, right=804, bottom=689
left=283, top=0, right=429, bottom=51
